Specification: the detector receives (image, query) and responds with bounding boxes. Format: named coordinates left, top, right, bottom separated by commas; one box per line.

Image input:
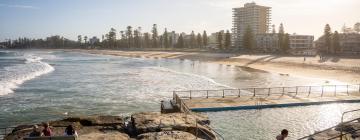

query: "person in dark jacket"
left=29, top=125, right=42, bottom=137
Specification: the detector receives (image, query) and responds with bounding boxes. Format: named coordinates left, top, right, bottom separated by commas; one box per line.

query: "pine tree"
left=137, top=27, right=142, bottom=48
left=324, top=24, right=332, bottom=54
left=190, top=31, right=196, bottom=48
left=278, top=23, right=285, bottom=52
left=197, top=33, right=202, bottom=48
left=152, top=24, right=158, bottom=48
left=159, top=35, right=163, bottom=48
left=84, top=36, right=88, bottom=45
left=225, top=30, right=231, bottom=50
left=126, top=26, right=133, bottom=48
left=119, top=31, right=126, bottom=48
left=108, top=28, right=117, bottom=48
left=202, top=31, right=208, bottom=47
left=217, top=31, right=223, bottom=50
left=332, top=31, right=340, bottom=54
left=243, top=26, right=254, bottom=51
left=169, top=37, right=173, bottom=48
left=134, top=29, right=141, bottom=48
left=283, top=33, right=290, bottom=53
left=177, top=34, right=184, bottom=48
left=163, top=28, right=169, bottom=48
left=144, top=33, right=150, bottom=48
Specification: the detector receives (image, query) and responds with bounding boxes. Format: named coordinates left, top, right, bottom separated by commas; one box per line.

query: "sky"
left=0, top=0, right=359, bottom=41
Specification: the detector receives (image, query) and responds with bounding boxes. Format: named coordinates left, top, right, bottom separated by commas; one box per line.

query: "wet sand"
left=71, top=49, right=360, bottom=84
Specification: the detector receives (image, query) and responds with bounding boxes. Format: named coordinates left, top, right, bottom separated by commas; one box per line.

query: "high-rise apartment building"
left=232, top=2, right=271, bottom=50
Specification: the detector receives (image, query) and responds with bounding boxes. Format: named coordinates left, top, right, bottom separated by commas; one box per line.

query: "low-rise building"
left=254, top=33, right=315, bottom=55
left=315, top=33, right=360, bottom=55
left=289, top=34, right=315, bottom=55
left=255, top=33, right=279, bottom=53
left=339, top=33, right=360, bottom=53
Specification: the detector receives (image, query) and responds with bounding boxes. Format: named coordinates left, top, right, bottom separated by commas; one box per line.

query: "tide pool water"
left=0, top=49, right=355, bottom=139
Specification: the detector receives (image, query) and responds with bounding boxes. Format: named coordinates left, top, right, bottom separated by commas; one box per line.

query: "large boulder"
left=131, top=112, right=214, bottom=139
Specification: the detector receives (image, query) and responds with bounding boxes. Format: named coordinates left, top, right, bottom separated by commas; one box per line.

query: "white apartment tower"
left=232, top=2, right=271, bottom=50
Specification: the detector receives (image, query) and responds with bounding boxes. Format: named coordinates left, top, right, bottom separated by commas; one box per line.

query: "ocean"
left=1, top=49, right=358, bottom=139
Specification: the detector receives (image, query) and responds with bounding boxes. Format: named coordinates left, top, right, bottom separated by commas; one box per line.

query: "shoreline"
left=70, top=49, right=360, bottom=85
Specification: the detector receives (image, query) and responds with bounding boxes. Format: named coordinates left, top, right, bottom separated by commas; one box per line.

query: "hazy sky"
left=0, top=0, right=359, bottom=41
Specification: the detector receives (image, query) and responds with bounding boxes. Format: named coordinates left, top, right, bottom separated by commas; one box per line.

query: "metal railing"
left=174, top=84, right=360, bottom=99
left=298, top=109, right=360, bottom=140
left=197, top=119, right=225, bottom=140
left=173, top=92, right=224, bottom=140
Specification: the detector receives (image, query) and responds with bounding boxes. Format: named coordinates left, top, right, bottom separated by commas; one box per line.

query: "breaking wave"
left=0, top=55, right=54, bottom=95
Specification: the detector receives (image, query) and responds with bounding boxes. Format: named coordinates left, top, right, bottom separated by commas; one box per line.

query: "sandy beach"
left=72, top=49, right=360, bottom=85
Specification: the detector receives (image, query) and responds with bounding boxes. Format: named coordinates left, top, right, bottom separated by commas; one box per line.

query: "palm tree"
left=84, top=36, right=88, bottom=44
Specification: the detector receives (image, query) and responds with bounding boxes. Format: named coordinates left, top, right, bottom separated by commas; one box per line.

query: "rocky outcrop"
left=131, top=112, right=215, bottom=140
left=5, top=112, right=216, bottom=140
left=4, top=116, right=128, bottom=140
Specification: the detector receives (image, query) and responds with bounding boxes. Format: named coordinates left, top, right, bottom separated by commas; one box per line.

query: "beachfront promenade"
left=173, top=84, right=360, bottom=112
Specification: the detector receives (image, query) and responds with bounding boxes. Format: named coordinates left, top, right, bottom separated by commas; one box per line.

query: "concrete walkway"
left=183, top=92, right=360, bottom=112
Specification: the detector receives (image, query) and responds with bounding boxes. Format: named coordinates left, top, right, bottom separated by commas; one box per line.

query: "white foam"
left=0, top=55, right=55, bottom=95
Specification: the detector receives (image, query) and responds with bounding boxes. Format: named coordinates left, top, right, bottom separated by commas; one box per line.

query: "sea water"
left=0, top=49, right=357, bottom=139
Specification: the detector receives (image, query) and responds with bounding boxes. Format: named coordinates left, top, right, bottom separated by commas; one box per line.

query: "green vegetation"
left=319, top=24, right=343, bottom=55
left=332, top=31, right=340, bottom=53
left=217, top=31, right=223, bottom=50
left=323, top=24, right=332, bottom=54
left=278, top=23, right=290, bottom=53
left=2, top=24, right=215, bottom=50
left=243, top=26, right=254, bottom=51
left=202, top=31, right=208, bottom=47
left=225, top=30, right=231, bottom=50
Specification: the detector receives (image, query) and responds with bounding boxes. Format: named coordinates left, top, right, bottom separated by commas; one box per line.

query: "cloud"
left=0, top=4, right=38, bottom=9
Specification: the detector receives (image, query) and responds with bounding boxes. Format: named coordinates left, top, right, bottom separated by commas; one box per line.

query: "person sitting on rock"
left=29, top=125, right=42, bottom=137
left=64, top=125, right=78, bottom=136
left=42, top=122, right=52, bottom=136
left=276, top=129, right=288, bottom=140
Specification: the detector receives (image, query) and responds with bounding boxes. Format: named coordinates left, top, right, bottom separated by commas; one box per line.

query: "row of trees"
left=2, top=24, right=211, bottom=50
left=321, top=24, right=340, bottom=54
left=216, top=30, right=231, bottom=50
left=2, top=36, right=78, bottom=49
left=78, top=24, right=210, bottom=49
